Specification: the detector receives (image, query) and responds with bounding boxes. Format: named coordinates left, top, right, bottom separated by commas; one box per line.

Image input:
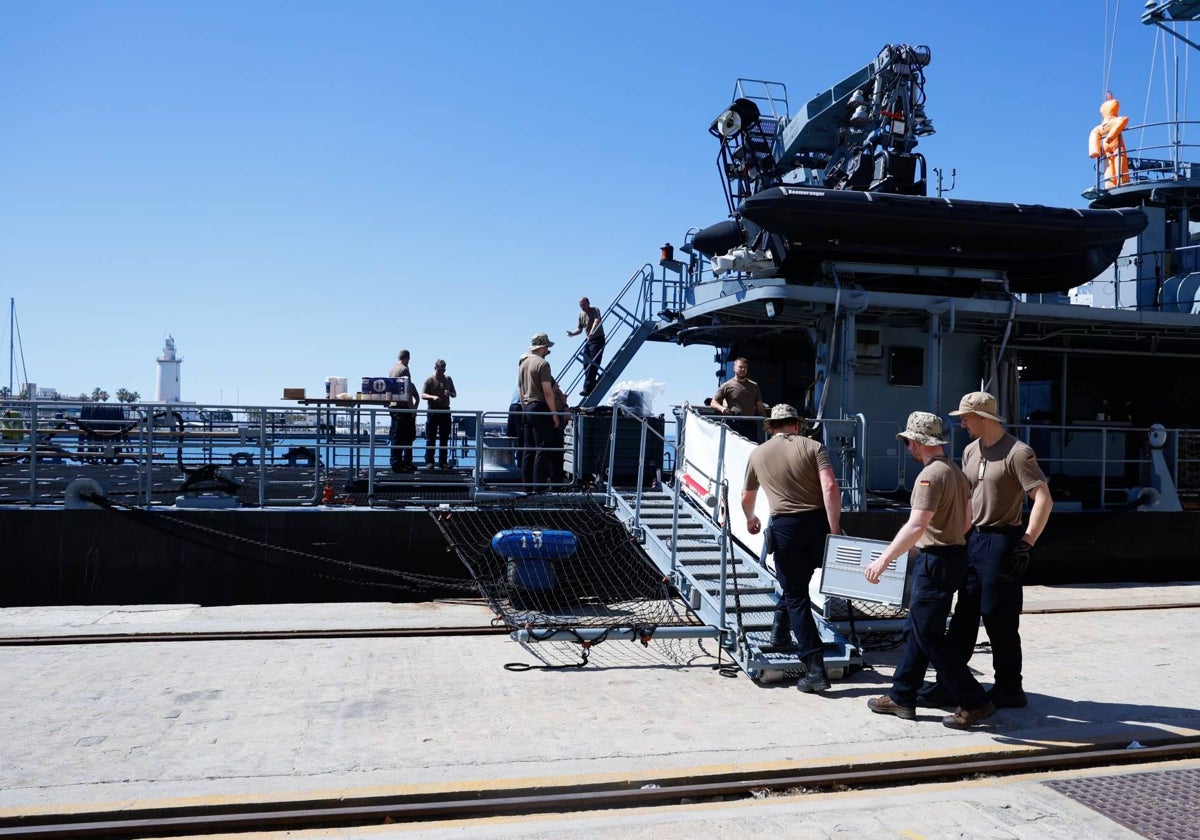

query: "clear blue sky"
left=0, top=1, right=1180, bottom=412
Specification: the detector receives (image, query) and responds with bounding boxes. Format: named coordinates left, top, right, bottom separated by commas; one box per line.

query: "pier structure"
left=0, top=583, right=1198, bottom=836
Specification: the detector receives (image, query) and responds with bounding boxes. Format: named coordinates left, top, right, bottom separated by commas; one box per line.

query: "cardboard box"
left=361, top=376, right=409, bottom=398
left=283, top=388, right=306, bottom=400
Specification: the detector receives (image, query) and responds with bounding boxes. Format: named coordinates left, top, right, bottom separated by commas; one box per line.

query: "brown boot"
left=867, top=695, right=916, bottom=720
left=942, top=702, right=997, bottom=730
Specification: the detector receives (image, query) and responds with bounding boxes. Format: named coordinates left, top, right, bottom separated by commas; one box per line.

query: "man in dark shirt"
left=712, top=358, right=766, bottom=443
left=421, top=359, right=457, bottom=469
left=567, top=297, right=605, bottom=397
left=387, top=349, right=420, bottom=471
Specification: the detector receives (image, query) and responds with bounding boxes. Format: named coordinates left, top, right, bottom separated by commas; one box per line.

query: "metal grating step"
left=717, top=592, right=779, bottom=609
left=692, top=570, right=760, bottom=580
left=709, top=586, right=777, bottom=599
left=678, top=553, right=741, bottom=565
left=611, top=481, right=861, bottom=681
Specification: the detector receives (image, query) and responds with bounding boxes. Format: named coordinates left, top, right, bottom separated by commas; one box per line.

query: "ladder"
left=556, top=262, right=688, bottom=408
left=610, top=485, right=861, bottom=681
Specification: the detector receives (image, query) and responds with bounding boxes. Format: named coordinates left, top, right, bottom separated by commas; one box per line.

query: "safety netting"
left=822, top=596, right=908, bottom=651
left=432, top=494, right=700, bottom=636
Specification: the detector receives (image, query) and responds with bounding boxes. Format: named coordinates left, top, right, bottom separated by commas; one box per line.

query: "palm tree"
left=91, top=388, right=110, bottom=402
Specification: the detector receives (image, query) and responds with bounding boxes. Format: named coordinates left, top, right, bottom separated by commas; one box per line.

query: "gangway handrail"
left=1, top=399, right=1192, bottom=512
left=558, top=260, right=692, bottom=401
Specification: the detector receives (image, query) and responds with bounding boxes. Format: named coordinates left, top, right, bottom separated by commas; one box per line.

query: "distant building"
left=19, top=382, right=58, bottom=400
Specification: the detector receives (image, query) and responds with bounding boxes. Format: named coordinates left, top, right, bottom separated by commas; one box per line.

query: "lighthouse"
left=156, top=335, right=182, bottom=403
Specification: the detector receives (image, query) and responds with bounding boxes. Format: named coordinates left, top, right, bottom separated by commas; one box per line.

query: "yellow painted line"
left=3, top=733, right=1197, bottom=821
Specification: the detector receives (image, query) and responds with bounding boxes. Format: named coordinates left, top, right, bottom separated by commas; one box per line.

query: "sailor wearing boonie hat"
left=741, top=403, right=842, bottom=693
left=865, top=410, right=996, bottom=730
left=918, top=391, right=1053, bottom=711
left=518, top=333, right=560, bottom=489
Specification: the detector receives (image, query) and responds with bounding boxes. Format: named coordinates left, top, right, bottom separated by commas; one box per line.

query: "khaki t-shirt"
left=744, top=434, right=831, bottom=515
left=578, top=307, right=605, bottom=342
left=518, top=354, right=553, bottom=405
left=962, top=433, right=1047, bottom=527
left=910, top=457, right=971, bottom=548
left=713, top=377, right=761, bottom=416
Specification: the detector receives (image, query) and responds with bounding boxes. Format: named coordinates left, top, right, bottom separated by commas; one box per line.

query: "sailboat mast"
left=8, top=298, right=13, bottom=397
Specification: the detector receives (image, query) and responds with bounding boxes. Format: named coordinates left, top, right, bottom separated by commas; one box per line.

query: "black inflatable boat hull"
left=701, top=187, right=1148, bottom=293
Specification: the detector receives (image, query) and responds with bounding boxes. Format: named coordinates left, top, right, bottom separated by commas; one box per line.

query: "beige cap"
left=896, top=411, right=950, bottom=446
left=769, top=403, right=800, bottom=421
left=948, top=391, right=1006, bottom=423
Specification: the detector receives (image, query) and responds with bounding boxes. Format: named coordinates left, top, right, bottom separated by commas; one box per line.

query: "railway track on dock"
left=1, top=740, right=1198, bottom=838
left=1, top=596, right=1195, bottom=647
left=0, top=623, right=509, bottom=646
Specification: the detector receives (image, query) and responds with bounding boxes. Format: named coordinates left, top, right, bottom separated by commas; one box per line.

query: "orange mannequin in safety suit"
left=1089, top=94, right=1129, bottom=187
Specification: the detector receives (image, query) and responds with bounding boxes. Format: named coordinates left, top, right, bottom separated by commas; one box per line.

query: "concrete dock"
left=1, top=582, right=1199, bottom=837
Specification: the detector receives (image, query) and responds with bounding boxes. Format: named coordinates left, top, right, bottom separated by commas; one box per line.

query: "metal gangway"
left=595, top=405, right=863, bottom=681
left=555, top=258, right=690, bottom=408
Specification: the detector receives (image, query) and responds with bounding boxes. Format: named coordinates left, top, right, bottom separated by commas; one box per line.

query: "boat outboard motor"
left=692, top=219, right=746, bottom=258
left=172, top=411, right=243, bottom=506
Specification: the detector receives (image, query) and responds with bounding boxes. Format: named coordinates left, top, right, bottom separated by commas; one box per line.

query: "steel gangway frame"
left=600, top=405, right=862, bottom=681
left=555, top=261, right=689, bottom=408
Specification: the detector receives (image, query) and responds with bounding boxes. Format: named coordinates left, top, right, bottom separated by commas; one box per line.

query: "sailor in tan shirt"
left=742, top=404, right=842, bottom=693
left=712, top=357, right=767, bottom=443
left=864, top=411, right=996, bottom=730
left=925, top=391, right=1053, bottom=710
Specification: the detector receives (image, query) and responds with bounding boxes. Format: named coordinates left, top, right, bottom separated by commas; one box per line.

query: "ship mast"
left=7, top=299, right=27, bottom=398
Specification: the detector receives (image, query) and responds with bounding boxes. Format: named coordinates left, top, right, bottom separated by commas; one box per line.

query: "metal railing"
left=1089, top=120, right=1200, bottom=194
left=3, top=398, right=1191, bottom=512
left=0, top=399, right=679, bottom=507
left=942, top=420, right=1198, bottom=510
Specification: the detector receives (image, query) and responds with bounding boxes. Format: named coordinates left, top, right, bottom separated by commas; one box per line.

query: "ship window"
left=856, top=329, right=883, bottom=360
left=888, top=346, right=924, bottom=387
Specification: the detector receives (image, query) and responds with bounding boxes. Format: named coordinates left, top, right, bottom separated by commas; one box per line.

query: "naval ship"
left=3, top=3, right=1199, bottom=682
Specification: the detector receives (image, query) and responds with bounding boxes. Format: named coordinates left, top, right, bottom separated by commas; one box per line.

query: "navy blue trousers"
left=889, top=546, right=990, bottom=711
left=388, top=411, right=416, bottom=469
left=425, top=410, right=452, bottom=466
left=583, top=339, right=604, bottom=393
left=770, top=511, right=828, bottom=660
left=946, top=528, right=1025, bottom=691
left=521, top=402, right=555, bottom=488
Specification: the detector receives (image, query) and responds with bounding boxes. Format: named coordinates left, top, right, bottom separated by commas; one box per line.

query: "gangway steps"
left=610, top=485, right=861, bottom=680
left=689, top=568, right=757, bottom=580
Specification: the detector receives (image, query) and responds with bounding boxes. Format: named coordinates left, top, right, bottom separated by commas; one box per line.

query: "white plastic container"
left=324, top=376, right=348, bottom=400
